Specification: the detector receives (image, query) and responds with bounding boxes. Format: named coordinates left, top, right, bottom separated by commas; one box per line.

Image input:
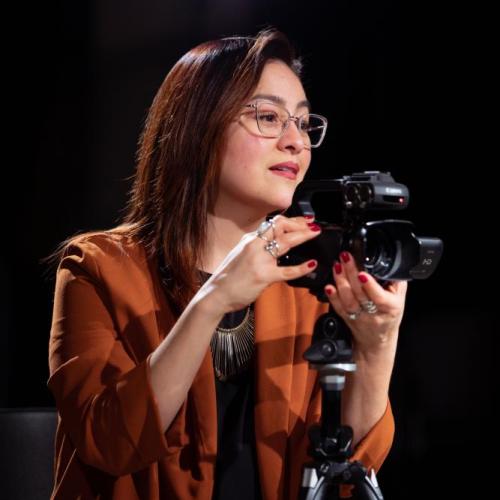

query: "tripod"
left=299, top=306, right=384, bottom=500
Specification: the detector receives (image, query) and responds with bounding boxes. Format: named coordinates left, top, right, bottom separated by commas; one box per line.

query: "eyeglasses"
left=241, top=100, right=328, bottom=148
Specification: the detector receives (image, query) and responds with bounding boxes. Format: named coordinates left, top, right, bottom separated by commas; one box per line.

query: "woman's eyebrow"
left=250, top=93, right=311, bottom=111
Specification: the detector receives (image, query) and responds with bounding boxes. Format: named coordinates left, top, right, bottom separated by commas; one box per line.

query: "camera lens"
left=359, top=226, right=395, bottom=277
left=350, top=226, right=396, bottom=277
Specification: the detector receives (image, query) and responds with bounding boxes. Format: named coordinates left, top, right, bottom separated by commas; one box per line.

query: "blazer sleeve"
left=306, top=377, right=395, bottom=473
left=47, top=239, right=171, bottom=476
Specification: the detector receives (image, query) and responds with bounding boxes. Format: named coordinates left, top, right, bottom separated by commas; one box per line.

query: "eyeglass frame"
left=242, top=100, right=328, bottom=148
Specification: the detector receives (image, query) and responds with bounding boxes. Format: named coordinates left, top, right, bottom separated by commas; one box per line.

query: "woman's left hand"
left=324, top=251, right=408, bottom=354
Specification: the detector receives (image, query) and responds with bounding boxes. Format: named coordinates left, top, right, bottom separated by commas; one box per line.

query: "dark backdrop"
left=4, top=1, right=496, bottom=498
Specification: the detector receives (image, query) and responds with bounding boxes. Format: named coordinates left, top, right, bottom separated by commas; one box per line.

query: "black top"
left=157, top=262, right=262, bottom=499
left=198, top=272, right=262, bottom=500
left=212, top=355, right=262, bottom=499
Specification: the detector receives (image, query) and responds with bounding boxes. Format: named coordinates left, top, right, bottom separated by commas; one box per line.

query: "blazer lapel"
left=190, top=348, right=218, bottom=461
left=254, top=282, right=296, bottom=499
left=149, top=255, right=218, bottom=466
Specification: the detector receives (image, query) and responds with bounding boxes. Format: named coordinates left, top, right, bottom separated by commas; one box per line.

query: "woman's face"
left=217, top=60, right=312, bottom=218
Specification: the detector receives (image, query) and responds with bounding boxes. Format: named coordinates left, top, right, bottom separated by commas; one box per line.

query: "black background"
left=4, top=1, right=497, bottom=498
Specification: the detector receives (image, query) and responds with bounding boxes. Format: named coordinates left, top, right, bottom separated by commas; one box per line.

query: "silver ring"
left=361, top=300, right=378, bottom=314
left=347, top=308, right=362, bottom=321
left=257, top=220, right=275, bottom=242
left=264, top=240, right=280, bottom=259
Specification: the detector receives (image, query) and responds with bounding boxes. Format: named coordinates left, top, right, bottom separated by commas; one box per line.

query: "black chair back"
left=0, top=408, right=57, bottom=500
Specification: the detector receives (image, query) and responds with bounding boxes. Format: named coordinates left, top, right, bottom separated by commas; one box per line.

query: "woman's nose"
left=277, top=118, right=307, bottom=153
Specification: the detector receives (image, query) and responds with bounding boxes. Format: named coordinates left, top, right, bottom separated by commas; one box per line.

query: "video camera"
left=280, top=171, right=443, bottom=300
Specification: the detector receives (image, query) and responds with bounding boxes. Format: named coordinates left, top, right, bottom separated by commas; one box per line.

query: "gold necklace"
left=210, top=305, right=255, bottom=381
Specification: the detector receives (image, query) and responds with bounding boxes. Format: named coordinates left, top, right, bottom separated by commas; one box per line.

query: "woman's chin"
left=242, top=191, right=295, bottom=218
left=269, top=192, right=295, bottom=213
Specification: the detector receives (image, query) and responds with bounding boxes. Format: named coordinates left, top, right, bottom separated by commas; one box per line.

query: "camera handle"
left=299, top=306, right=385, bottom=500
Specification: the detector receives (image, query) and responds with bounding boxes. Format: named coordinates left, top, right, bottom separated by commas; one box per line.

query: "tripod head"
left=299, top=306, right=384, bottom=500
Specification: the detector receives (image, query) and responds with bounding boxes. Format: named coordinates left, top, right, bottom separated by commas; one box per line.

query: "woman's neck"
left=199, top=210, right=267, bottom=274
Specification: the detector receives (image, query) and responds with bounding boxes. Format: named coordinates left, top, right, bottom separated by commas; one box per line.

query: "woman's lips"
left=269, top=169, right=297, bottom=180
left=268, top=162, right=299, bottom=180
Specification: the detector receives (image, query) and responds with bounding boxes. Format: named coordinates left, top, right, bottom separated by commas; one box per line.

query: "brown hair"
left=123, top=28, right=302, bottom=313
left=49, top=28, right=303, bottom=315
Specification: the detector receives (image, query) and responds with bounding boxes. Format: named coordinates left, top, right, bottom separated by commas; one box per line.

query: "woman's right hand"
left=196, top=215, right=322, bottom=313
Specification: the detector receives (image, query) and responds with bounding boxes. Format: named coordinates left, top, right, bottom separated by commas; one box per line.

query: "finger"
left=384, top=280, right=408, bottom=298
left=323, top=284, right=352, bottom=321
left=253, top=218, right=321, bottom=259
left=274, top=224, right=322, bottom=255
left=269, top=214, right=317, bottom=234
left=276, top=258, right=318, bottom=282
left=332, top=260, right=363, bottom=314
left=337, top=251, right=370, bottom=304
left=357, top=272, right=405, bottom=311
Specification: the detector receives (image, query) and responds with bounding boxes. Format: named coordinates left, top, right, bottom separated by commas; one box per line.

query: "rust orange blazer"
left=48, top=232, right=394, bottom=499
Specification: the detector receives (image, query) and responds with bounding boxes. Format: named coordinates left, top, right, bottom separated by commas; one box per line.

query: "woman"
left=48, top=29, right=407, bottom=499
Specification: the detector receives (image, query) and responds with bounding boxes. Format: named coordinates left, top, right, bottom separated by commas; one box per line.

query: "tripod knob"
left=306, top=340, right=338, bottom=363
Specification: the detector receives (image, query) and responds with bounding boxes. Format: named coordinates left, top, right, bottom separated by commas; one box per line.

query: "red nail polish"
left=334, top=262, right=342, bottom=274
left=307, top=223, right=321, bottom=232
left=340, top=252, right=350, bottom=263
left=307, top=260, right=317, bottom=268
left=325, top=287, right=333, bottom=296
left=304, top=215, right=315, bottom=220
left=358, top=273, right=368, bottom=284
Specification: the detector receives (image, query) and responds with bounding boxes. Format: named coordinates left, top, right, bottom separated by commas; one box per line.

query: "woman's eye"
left=300, top=120, right=310, bottom=131
left=260, top=112, right=279, bottom=123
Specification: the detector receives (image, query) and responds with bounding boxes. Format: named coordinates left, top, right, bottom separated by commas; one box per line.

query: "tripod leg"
left=349, top=468, right=384, bottom=500
left=299, top=464, right=340, bottom=500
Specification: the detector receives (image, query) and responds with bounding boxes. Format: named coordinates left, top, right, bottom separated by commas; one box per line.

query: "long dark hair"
left=50, top=28, right=303, bottom=314
left=123, top=28, right=302, bottom=312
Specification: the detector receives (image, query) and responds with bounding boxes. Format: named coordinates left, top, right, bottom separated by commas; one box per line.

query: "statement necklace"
left=158, top=261, right=256, bottom=382
left=210, top=304, right=255, bottom=381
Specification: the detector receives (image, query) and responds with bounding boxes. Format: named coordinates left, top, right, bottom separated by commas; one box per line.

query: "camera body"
left=279, top=171, right=443, bottom=300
